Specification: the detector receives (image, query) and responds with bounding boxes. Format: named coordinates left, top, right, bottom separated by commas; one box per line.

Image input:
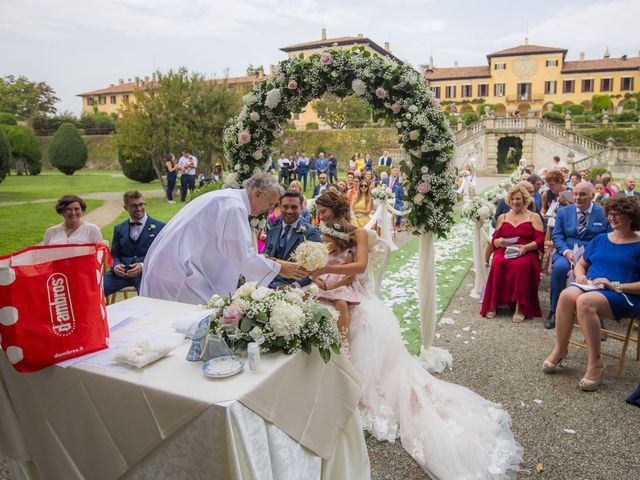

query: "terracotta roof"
left=487, top=44, right=567, bottom=59
left=562, top=56, right=640, bottom=73
left=280, top=36, right=403, bottom=64
left=77, top=82, right=144, bottom=96
left=423, top=66, right=491, bottom=81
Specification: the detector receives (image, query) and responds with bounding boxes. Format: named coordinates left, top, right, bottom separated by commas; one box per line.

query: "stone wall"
left=532, top=134, right=588, bottom=170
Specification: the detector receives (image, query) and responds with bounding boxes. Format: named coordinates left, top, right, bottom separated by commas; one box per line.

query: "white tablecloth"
left=0, top=297, right=369, bottom=480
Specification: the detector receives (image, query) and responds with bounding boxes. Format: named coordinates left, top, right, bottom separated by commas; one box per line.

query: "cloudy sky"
left=1, top=0, right=638, bottom=115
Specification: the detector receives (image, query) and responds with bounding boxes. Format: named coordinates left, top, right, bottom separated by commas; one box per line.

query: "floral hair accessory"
left=320, top=222, right=350, bottom=241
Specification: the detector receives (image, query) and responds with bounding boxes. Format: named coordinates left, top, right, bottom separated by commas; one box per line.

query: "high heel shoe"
left=542, top=354, right=566, bottom=374
left=579, top=365, right=605, bottom=392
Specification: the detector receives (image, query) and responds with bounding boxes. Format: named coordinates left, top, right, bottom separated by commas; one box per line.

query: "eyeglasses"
left=607, top=212, right=624, bottom=218
left=128, top=202, right=145, bottom=209
left=360, top=184, right=369, bottom=188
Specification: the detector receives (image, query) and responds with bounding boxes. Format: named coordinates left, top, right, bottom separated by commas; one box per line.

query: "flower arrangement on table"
left=371, top=184, right=395, bottom=202
left=461, top=196, right=495, bottom=223
left=206, top=282, right=341, bottom=362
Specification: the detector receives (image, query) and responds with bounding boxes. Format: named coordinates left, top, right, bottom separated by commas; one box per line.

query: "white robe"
left=140, top=189, right=280, bottom=304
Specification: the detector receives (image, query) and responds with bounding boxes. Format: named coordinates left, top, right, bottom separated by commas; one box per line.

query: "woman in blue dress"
left=542, top=196, right=640, bottom=391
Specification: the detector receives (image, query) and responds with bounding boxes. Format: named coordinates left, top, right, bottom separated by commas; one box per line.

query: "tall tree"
left=0, top=125, right=42, bottom=175
left=312, top=94, right=371, bottom=129
left=115, top=68, right=241, bottom=183
left=0, top=127, right=11, bottom=183
left=0, top=75, right=59, bottom=119
left=48, top=123, right=88, bottom=175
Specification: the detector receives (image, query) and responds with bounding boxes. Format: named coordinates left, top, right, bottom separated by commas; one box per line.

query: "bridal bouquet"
left=461, top=197, right=494, bottom=223
left=206, top=282, right=341, bottom=362
left=371, top=184, right=395, bottom=201
left=290, top=240, right=328, bottom=271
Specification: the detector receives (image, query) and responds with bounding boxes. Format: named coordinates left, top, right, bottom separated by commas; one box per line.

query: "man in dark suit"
left=617, top=176, right=640, bottom=200
left=382, top=166, right=404, bottom=230
left=547, top=181, right=610, bottom=329
left=104, top=191, right=165, bottom=296
left=263, top=191, right=321, bottom=288
left=327, top=153, right=338, bottom=184
left=378, top=150, right=393, bottom=167
left=313, top=173, right=330, bottom=198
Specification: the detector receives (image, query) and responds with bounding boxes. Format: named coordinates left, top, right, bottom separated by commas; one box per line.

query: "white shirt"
left=140, top=189, right=280, bottom=304
left=378, top=156, right=391, bottom=166
left=178, top=155, right=198, bottom=175
left=278, top=157, right=291, bottom=169
left=129, top=214, right=148, bottom=241
left=43, top=222, right=103, bottom=245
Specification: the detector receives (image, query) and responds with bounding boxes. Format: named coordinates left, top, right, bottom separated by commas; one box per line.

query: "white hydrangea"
left=224, top=172, right=240, bottom=188
left=351, top=79, right=367, bottom=96
left=265, top=88, right=282, bottom=109
left=235, top=281, right=257, bottom=298
left=269, top=301, right=305, bottom=337
left=251, top=286, right=271, bottom=302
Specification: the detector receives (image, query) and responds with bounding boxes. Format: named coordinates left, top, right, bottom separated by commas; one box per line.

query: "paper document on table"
left=172, top=309, right=215, bottom=338
left=106, top=304, right=152, bottom=331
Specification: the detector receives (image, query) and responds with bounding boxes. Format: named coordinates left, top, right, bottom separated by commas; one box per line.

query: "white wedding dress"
left=348, top=293, right=523, bottom=479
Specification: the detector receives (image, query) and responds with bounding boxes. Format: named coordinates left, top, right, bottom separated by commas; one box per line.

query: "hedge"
left=37, top=135, right=118, bottom=169
left=581, top=127, right=640, bottom=147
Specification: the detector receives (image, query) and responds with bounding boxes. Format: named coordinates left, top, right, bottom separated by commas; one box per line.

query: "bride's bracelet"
left=611, top=281, right=623, bottom=293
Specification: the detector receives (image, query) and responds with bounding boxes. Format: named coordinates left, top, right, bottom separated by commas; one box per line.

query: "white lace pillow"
left=113, top=339, right=177, bottom=368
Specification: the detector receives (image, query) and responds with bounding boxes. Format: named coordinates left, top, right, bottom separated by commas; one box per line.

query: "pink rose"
left=390, top=102, right=401, bottom=114
left=288, top=80, right=298, bottom=90
left=237, top=130, right=251, bottom=145
left=417, top=182, right=430, bottom=194
left=223, top=304, right=243, bottom=325
left=320, top=53, right=333, bottom=65
left=375, top=87, right=387, bottom=99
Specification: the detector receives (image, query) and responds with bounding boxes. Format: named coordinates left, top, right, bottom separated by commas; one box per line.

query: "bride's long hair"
left=315, top=191, right=355, bottom=226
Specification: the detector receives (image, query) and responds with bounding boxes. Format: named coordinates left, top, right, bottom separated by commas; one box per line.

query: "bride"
left=311, top=192, right=523, bottom=480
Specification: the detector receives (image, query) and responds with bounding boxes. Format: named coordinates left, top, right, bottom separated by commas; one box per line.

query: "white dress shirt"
left=129, top=214, right=148, bottom=241
left=140, top=189, right=280, bottom=304
left=178, top=155, right=198, bottom=175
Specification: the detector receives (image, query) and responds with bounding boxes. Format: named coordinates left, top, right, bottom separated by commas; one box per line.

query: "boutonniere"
left=296, top=225, right=307, bottom=234
left=148, top=224, right=157, bottom=231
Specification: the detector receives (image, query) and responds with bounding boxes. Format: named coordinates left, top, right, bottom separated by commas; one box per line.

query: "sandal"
left=512, top=313, right=525, bottom=323
left=486, top=311, right=496, bottom=319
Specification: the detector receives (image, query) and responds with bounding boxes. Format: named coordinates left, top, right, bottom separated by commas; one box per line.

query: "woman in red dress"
left=481, top=184, right=545, bottom=322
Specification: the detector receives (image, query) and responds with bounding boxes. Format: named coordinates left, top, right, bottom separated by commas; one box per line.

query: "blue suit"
left=263, top=218, right=321, bottom=289
left=382, top=176, right=404, bottom=227
left=549, top=203, right=610, bottom=312
left=104, top=216, right=165, bottom=296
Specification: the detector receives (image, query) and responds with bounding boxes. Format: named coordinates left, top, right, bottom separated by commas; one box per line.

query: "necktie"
left=278, top=225, right=292, bottom=257
left=577, top=210, right=587, bottom=236
left=390, top=178, right=395, bottom=189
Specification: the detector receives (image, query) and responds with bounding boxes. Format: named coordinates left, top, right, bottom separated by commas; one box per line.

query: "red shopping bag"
left=0, top=243, right=112, bottom=373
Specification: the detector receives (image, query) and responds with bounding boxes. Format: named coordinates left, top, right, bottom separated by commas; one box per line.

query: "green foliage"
left=374, top=165, right=390, bottom=178
left=115, top=67, right=241, bottom=180
left=48, top=123, right=88, bottom=175
left=31, top=111, right=77, bottom=135
left=475, top=103, right=496, bottom=115
left=187, top=179, right=223, bottom=202
left=573, top=114, right=596, bottom=124
left=0, top=124, right=42, bottom=175
left=581, top=127, right=640, bottom=147
left=591, top=94, right=612, bottom=112
left=622, top=100, right=637, bottom=111
left=0, top=127, right=11, bottom=183
left=0, top=112, right=17, bottom=125
left=562, top=103, right=584, bottom=115
left=0, top=75, right=59, bottom=119
left=462, top=110, right=479, bottom=125
left=312, top=93, right=371, bottom=129
left=305, top=122, right=319, bottom=130
left=118, top=149, right=156, bottom=183
left=588, top=167, right=611, bottom=181
left=611, top=111, right=639, bottom=122
left=543, top=111, right=564, bottom=123
left=551, top=104, right=563, bottom=113
left=77, top=112, right=117, bottom=134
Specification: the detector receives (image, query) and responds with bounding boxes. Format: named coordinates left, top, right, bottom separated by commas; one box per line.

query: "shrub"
left=573, top=114, right=596, bottom=124
left=0, top=124, right=42, bottom=175
left=48, top=123, right=88, bottom=175
left=118, top=149, right=157, bottom=183
left=623, top=100, right=637, bottom=111
left=374, top=165, right=390, bottom=178
left=612, top=111, right=639, bottom=123
left=0, top=127, right=11, bottom=183
left=0, top=112, right=17, bottom=125
left=581, top=127, right=640, bottom=147
left=551, top=104, right=563, bottom=113
left=591, top=94, right=612, bottom=112
left=462, top=111, right=479, bottom=125
left=78, top=112, right=117, bottom=134
left=543, top=111, right=564, bottom=124
left=563, top=104, right=584, bottom=115
left=187, top=179, right=223, bottom=202
left=305, top=122, right=319, bottom=130
left=588, top=167, right=611, bottom=181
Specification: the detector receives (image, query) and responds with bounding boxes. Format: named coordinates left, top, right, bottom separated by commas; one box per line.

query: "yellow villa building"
left=423, top=41, right=640, bottom=117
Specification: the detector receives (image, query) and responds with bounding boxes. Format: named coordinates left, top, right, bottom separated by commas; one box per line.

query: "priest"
left=140, top=173, right=306, bottom=304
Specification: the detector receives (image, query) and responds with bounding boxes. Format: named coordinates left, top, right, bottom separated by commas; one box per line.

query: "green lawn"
left=0, top=199, right=104, bottom=256
left=0, top=170, right=162, bottom=203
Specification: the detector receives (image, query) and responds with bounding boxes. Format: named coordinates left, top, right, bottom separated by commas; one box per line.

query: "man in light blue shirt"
left=178, top=148, right=198, bottom=202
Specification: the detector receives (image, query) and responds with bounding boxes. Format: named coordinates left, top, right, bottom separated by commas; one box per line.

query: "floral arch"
left=223, top=46, right=456, bottom=238
left=222, top=47, right=456, bottom=370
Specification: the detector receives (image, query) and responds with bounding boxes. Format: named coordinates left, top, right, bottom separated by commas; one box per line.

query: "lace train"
left=349, top=295, right=523, bottom=480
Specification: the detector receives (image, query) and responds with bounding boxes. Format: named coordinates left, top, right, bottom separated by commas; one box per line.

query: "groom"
left=263, top=190, right=321, bottom=288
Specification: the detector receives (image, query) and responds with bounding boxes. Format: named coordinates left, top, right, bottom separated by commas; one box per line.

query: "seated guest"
left=546, top=182, right=610, bottom=329
left=43, top=195, right=103, bottom=245
left=313, top=173, right=330, bottom=198
left=364, top=169, right=377, bottom=187
left=104, top=191, right=165, bottom=296
left=568, top=172, right=581, bottom=189
left=481, top=184, right=544, bottom=322
left=601, top=175, right=616, bottom=197
left=541, top=170, right=567, bottom=216
left=543, top=196, right=640, bottom=391
left=528, top=174, right=543, bottom=213
left=492, top=180, right=535, bottom=227
left=336, top=180, right=349, bottom=196
left=287, top=180, right=310, bottom=223
left=617, top=176, right=640, bottom=199
left=263, top=191, right=321, bottom=288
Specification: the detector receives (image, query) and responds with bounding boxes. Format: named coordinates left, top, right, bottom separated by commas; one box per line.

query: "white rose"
left=235, top=281, right=257, bottom=298
left=351, top=79, right=367, bottom=96
left=249, top=111, right=260, bottom=121
left=252, top=150, right=263, bottom=160
left=405, top=113, right=412, bottom=120
left=243, top=164, right=250, bottom=172
left=234, top=164, right=241, bottom=171
left=265, top=88, right=282, bottom=109
left=395, top=122, right=403, bottom=128
left=214, top=298, right=225, bottom=308
left=251, top=287, right=271, bottom=302
left=422, top=174, right=428, bottom=181
left=250, top=218, right=259, bottom=227
left=402, top=121, right=409, bottom=127
left=414, top=193, right=425, bottom=205
left=307, top=284, right=320, bottom=296
left=258, top=219, right=267, bottom=229
left=421, top=166, right=429, bottom=173
left=409, top=130, right=420, bottom=141
left=249, top=326, right=264, bottom=341
left=408, top=104, right=419, bottom=113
